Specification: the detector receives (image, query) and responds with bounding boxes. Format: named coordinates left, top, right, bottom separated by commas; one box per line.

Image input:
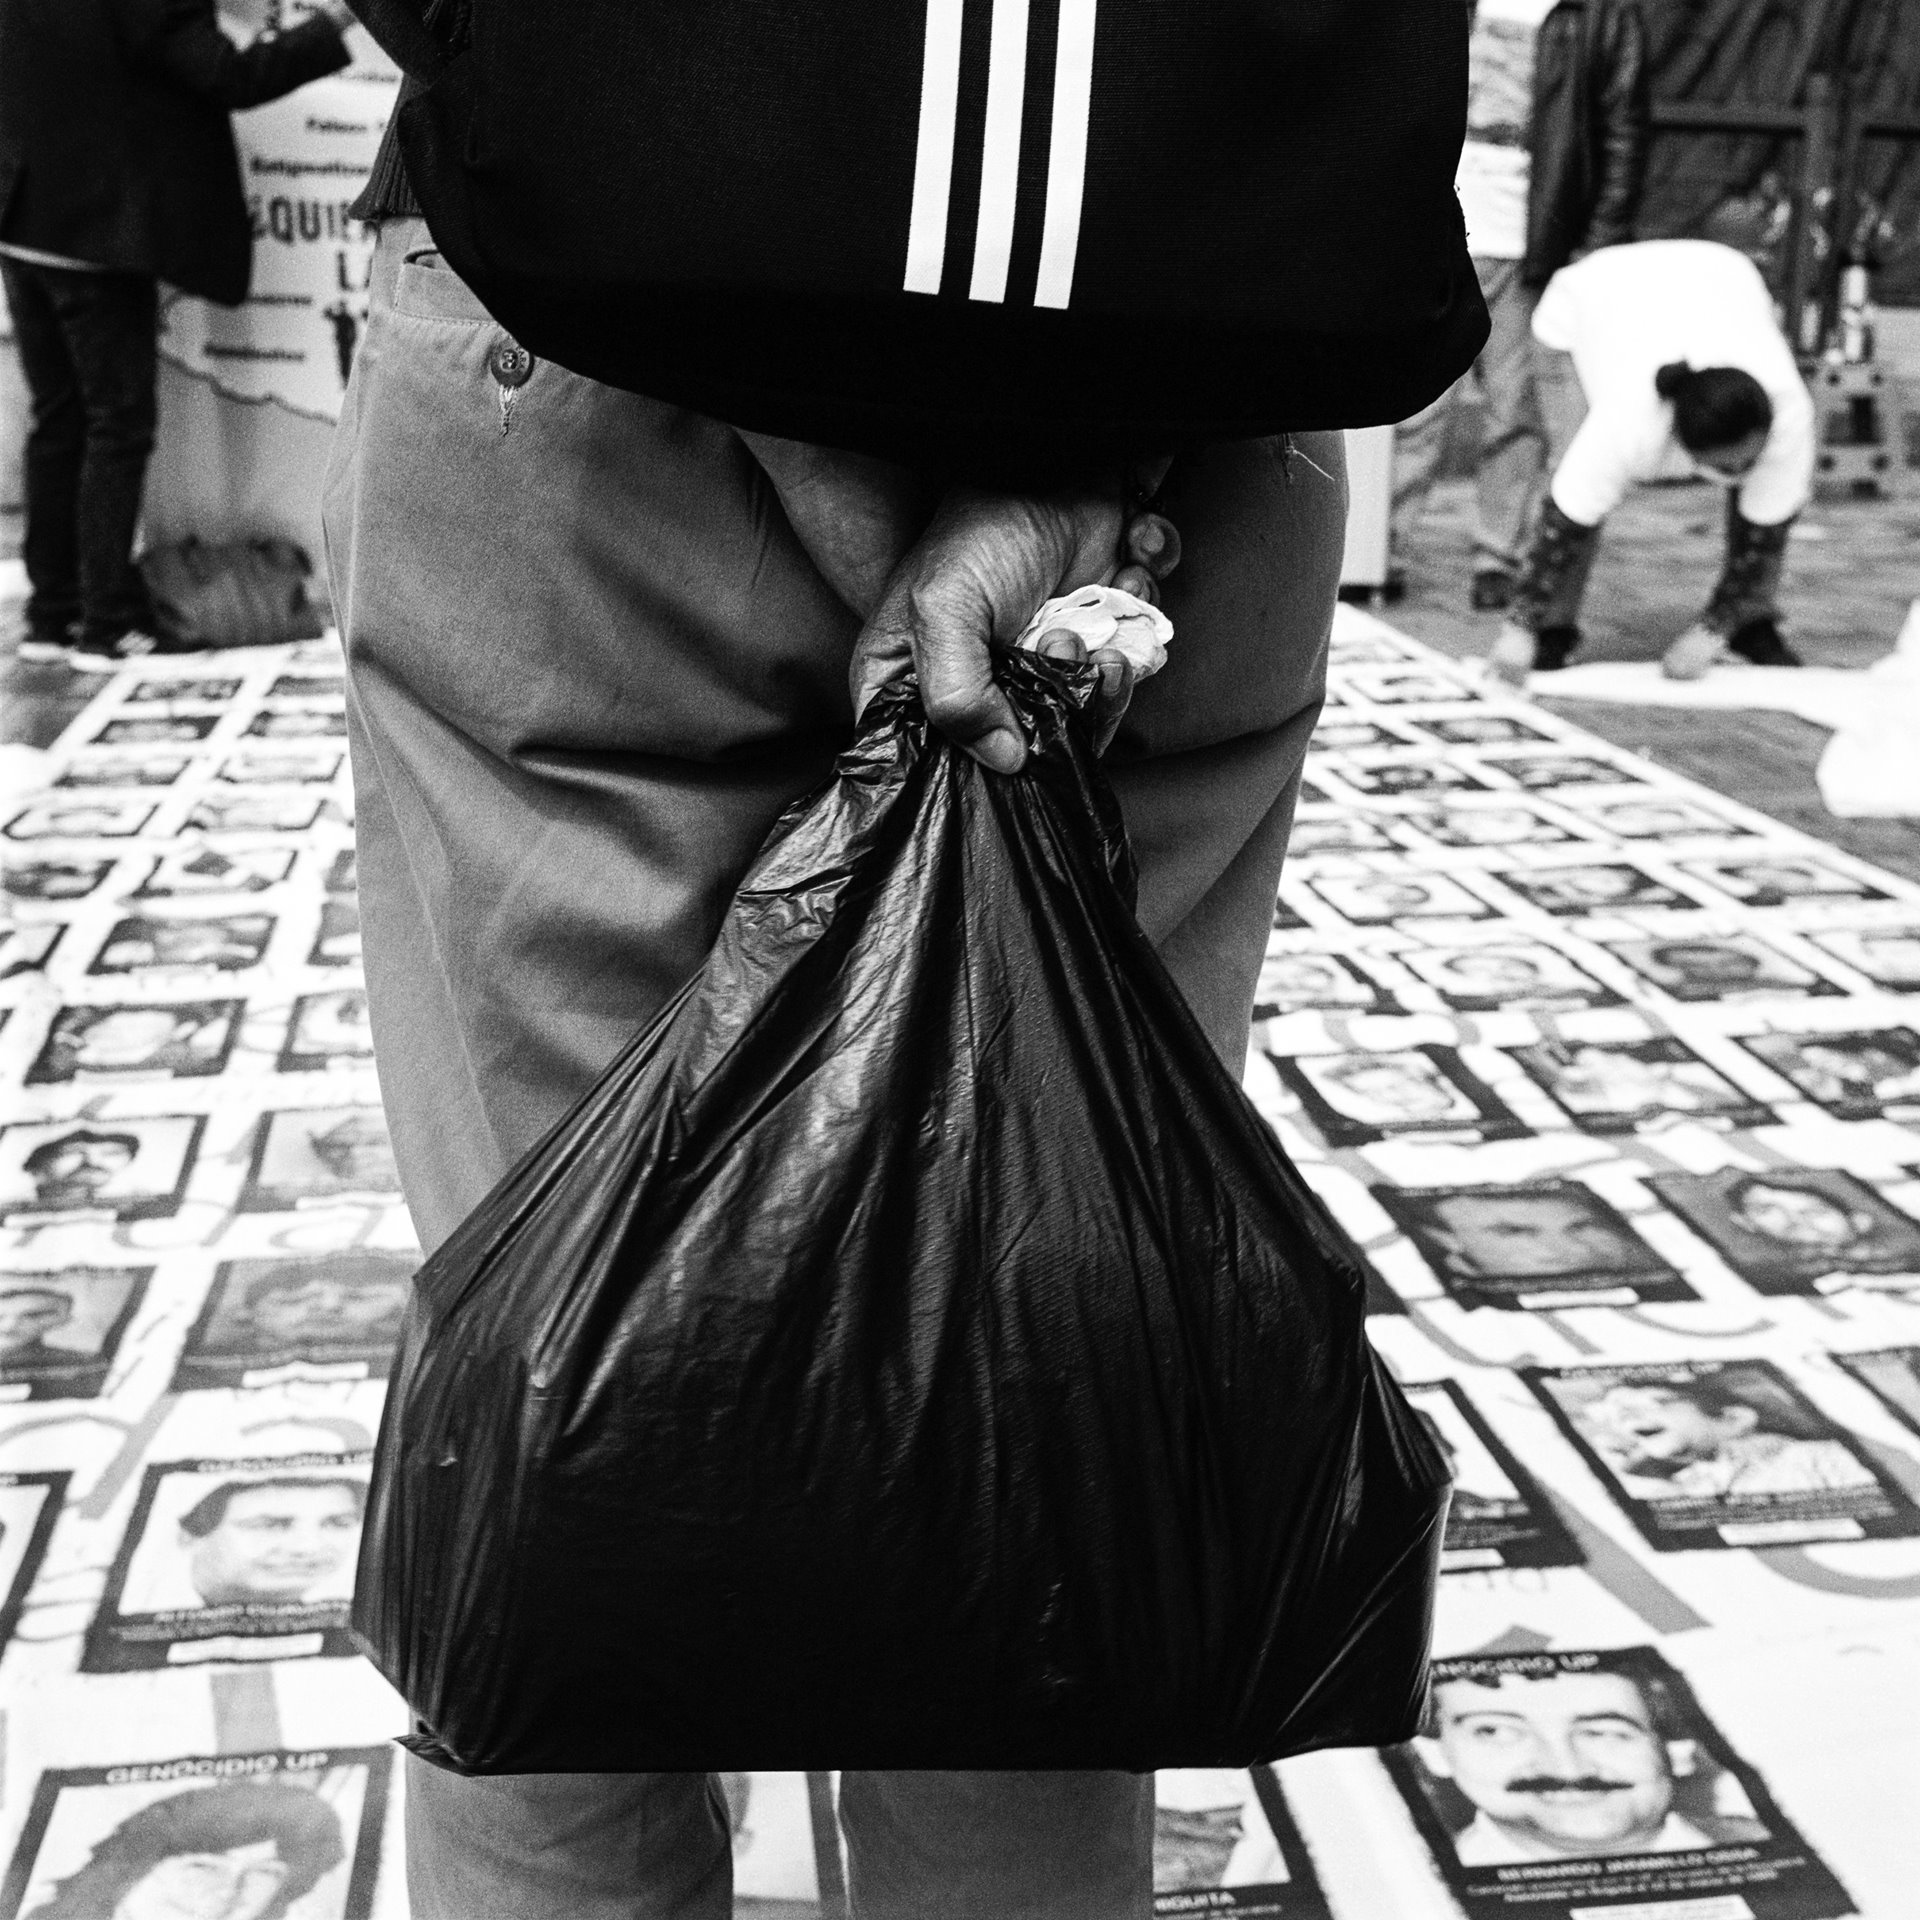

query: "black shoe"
left=1532, top=626, right=1581, bottom=672
left=1727, top=618, right=1802, bottom=667
left=65, top=630, right=158, bottom=674
left=1471, top=569, right=1515, bottom=612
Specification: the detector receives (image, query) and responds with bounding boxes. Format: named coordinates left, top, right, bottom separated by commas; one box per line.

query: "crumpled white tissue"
left=1014, top=585, right=1173, bottom=679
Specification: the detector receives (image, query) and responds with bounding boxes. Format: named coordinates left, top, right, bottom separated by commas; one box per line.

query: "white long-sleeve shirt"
left=1532, top=240, right=1817, bottom=527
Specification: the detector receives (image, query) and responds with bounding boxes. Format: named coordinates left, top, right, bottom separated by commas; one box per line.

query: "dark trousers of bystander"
left=0, top=257, right=157, bottom=646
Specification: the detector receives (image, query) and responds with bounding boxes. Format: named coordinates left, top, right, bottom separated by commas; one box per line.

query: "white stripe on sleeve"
left=903, top=0, right=968, bottom=295
left=1033, top=0, right=1097, bottom=309
left=967, top=0, right=1032, bottom=303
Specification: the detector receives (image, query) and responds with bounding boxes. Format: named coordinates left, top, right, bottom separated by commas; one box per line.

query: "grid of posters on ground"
left=0, top=609, right=1913, bottom=1918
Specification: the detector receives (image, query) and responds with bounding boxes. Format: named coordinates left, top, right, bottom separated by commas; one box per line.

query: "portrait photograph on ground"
left=1834, top=1347, right=1920, bottom=1440
left=1524, top=1359, right=1920, bottom=1550
left=1399, top=803, right=1579, bottom=848
left=173, top=1254, right=415, bottom=1390
left=1508, top=1035, right=1776, bottom=1134
left=1566, top=795, right=1758, bottom=841
left=91, top=715, right=221, bottom=749
left=84, top=1453, right=371, bottom=1670
left=1273, top=1047, right=1527, bottom=1148
left=0, top=1747, right=391, bottom=1920
left=0, top=1269, right=148, bottom=1400
left=4, top=798, right=155, bottom=842
left=1306, top=721, right=1404, bottom=752
left=1477, top=753, right=1644, bottom=790
left=246, top=708, right=348, bottom=741
left=1375, top=1181, right=1692, bottom=1311
left=1396, top=941, right=1621, bottom=1013
left=277, top=992, right=375, bottom=1073
left=1411, top=715, right=1555, bottom=746
left=0, top=1118, right=204, bottom=1225
left=1340, top=668, right=1479, bottom=706
left=125, top=675, right=242, bottom=706
left=1491, top=863, right=1691, bottom=917
left=0, top=1473, right=66, bottom=1656
left=308, top=900, right=362, bottom=968
left=1680, top=856, right=1892, bottom=908
left=0, top=926, right=64, bottom=979
left=1402, top=1380, right=1583, bottom=1570
left=1648, top=1167, right=1920, bottom=1294
left=322, top=850, right=356, bottom=895
left=1252, top=952, right=1400, bottom=1019
left=218, top=750, right=344, bottom=786
left=1150, top=1769, right=1332, bottom=1918
left=1737, top=1027, right=1920, bottom=1120
left=1808, top=924, right=1920, bottom=991
left=1285, top=816, right=1399, bottom=855
left=1600, top=932, right=1842, bottom=1003
left=135, top=846, right=297, bottom=897
left=1305, top=873, right=1494, bottom=926
left=26, top=1001, right=242, bottom=1084
left=54, top=755, right=190, bottom=789
left=267, top=675, right=344, bottom=702
left=187, top=793, right=326, bottom=836
left=3, top=858, right=114, bottom=902
left=237, top=1109, right=400, bottom=1213
left=89, top=915, right=276, bottom=976
left=1383, top=1646, right=1854, bottom=1920
left=1326, top=757, right=1488, bottom=798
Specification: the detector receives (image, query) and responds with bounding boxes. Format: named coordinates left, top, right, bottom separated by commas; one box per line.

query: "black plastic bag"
left=353, top=652, right=1450, bottom=1774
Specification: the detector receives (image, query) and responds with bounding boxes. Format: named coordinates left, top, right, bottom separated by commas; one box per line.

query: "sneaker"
left=1727, top=618, right=1802, bottom=668
left=1534, top=626, right=1581, bottom=672
left=1661, top=626, right=1729, bottom=682
left=1487, top=625, right=1537, bottom=686
left=64, top=630, right=157, bottom=674
left=1470, top=569, right=1515, bottom=612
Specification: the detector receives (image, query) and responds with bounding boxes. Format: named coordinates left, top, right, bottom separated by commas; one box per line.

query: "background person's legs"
left=2, top=260, right=86, bottom=649
left=328, top=221, right=1340, bottom=1920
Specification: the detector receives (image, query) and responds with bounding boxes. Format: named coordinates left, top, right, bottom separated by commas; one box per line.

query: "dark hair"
left=22, top=1131, right=140, bottom=1176
left=29, top=1782, right=345, bottom=1920
left=179, top=1475, right=367, bottom=1539
left=1654, top=362, right=1773, bottom=453
left=1421, top=1662, right=1686, bottom=1742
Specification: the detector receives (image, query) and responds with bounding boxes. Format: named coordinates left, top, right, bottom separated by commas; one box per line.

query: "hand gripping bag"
left=353, top=652, right=1452, bottom=1774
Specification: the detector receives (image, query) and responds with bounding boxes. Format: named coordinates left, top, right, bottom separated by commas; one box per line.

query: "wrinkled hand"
left=851, top=486, right=1180, bottom=773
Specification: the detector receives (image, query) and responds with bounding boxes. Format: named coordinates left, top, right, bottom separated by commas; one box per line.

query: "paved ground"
left=1381, top=471, right=1920, bottom=880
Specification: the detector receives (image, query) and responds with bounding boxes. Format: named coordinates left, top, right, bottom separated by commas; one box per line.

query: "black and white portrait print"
left=91, top=713, right=220, bottom=747
left=238, top=1109, right=400, bottom=1213
left=0, top=1117, right=204, bottom=1224
left=90, top=915, right=275, bottom=976
left=1397, top=942, right=1620, bottom=1013
left=1479, top=753, right=1643, bottom=790
left=3, top=858, right=114, bottom=902
left=1509, top=1036, right=1774, bottom=1134
left=1680, top=855, right=1890, bottom=908
left=1403, top=1380, right=1582, bottom=1569
left=1493, top=864, right=1690, bottom=917
left=26, top=1001, right=242, bottom=1084
left=187, top=794, right=326, bottom=837
left=1809, top=924, right=1920, bottom=991
left=4, top=799, right=154, bottom=842
left=55, top=755, right=190, bottom=789
left=0, top=1269, right=148, bottom=1400
left=1252, top=951, right=1398, bottom=1018
left=1402, top=803, right=1577, bottom=848
left=135, top=846, right=297, bottom=897
left=1274, top=1047, right=1526, bottom=1148
left=1737, top=1027, right=1920, bottom=1119
left=1151, top=1769, right=1332, bottom=1918
left=1601, top=932, right=1840, bottom=1003
left=1306, top=873, right=1493, bottom=925
left=173, top=1254, right=415, bottom=1391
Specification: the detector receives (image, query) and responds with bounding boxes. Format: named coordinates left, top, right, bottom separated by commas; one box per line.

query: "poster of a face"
left=27, top=1001, right=242, bottom=1085
left=219, top=751, right=344, bottom=787
left=0, top=1117, right=204, bottom=1224
left=278, top=992, right=374, bottom=1073
left=1375, top=1181, right=1691, bottom=1311
left=267, top=675, right=345, bottom=702
left=1414, top=714, right=1554, bottom=746
left=90, top=915, right=275, bottom=976
left=92, top=714, right=220, bottom=747
left=84, top=1454, right=370, bottom=1670
left=0, top=1269, right=148, bottom=1400
left=136, top=846, right=297, bottom=897
left=187, top=794, right=325, bottom=836
left=1404, top=804, right=1575, bottom=848
left=4, top=799, right=154, bottom=842
left=308, top=900, right=361, bottom=968
left=1383, top=1647, right=1852, bottom=1920
left=1508, top=1036, right=1775, bottom=1134
left=1524, top=1360, right=1917, bottom=1550
left=1151, top=1769, right=1332, bottom=1918
left=1403, top=1381, right=1582, bottom=1569
left=56, top=756, right=190, bottom=789
left=173, top=1254, right=415, bottom=1391
left=1341, top=667, right=1477, bottom=705
left=1333, top=759, right=1487, bottom=798
left=1737, top=1026, right=1920, bottom=1119
left=1308, top=721, right=1401, bottom=752
left=1809, top=924, right=1920, bottom=990
left=4, top=858, right=114, bottom=902
left=126, top=675, right=241, bottom=706
left=1493, top=864, right=1689, bottom=917
left=1252, top=952, right=1397, bottom=1019
left=1274, top=1047, right=1527, bottom=1148
left=0, top=925, right=64, bottom=980
left=1398, top=942, right=1619, bottom=1013
left=1681, top=855, right=1890, bottom=907
left=1306, top=873, right=1493, bottom=925
left=1834, top=1347, right=1920, bottom=1439
left=1286, top=816, right=1398, bottom=856
left=0, top=1473, right=66, bottom=1655
left=1648, top=1166, right=1920, bottom=1294
left=245, top=708, right=347, bottom=741
left=322, top=850, right=357, bottom=896
left=238, top=1108, right=400, bottom=1212
left=1574, top=796, right=1753, bottom=841
left=1601, top=932, right=1839, bottom=1003
left=1481, top=753, right=1642, bottom=790
left=0, top=1748, right=390, bottom=1920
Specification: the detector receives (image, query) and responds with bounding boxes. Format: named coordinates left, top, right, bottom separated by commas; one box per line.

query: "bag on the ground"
left=140, top=536, right=326, bottom=650
left=373, top=0, right=1487, bottom=460
left=353, top=651, right=1451, bottom=1774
